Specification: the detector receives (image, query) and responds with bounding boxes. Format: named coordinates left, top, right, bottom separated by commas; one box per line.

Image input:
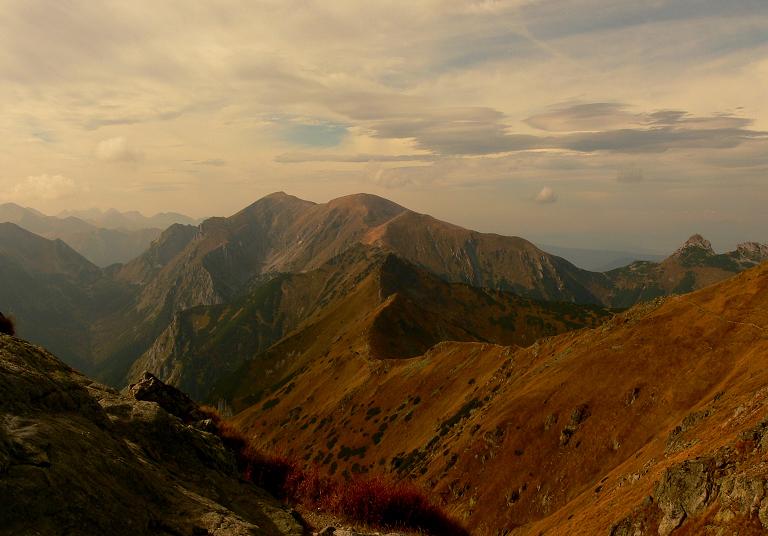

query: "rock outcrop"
left=613, top=435, right=768, bottom=536
left=673, top=234, right=715, bottom=256
left=127, top=370, right=211, bottom=424
left=0, top=334, right=303, bottom=536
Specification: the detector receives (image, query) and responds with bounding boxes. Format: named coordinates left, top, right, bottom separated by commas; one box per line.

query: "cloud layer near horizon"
left=0, top=0, right=766, bottom=251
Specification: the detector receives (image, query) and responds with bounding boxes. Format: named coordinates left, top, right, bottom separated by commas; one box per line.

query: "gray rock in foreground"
left=0, top=334, right=304, bottom=536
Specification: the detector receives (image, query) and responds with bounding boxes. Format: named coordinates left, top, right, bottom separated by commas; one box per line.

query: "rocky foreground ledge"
left=0, top=334, right=304, bottom=535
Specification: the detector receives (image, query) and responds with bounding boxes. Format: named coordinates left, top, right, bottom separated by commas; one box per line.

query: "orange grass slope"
left=231, top=262, right=768, bottom=534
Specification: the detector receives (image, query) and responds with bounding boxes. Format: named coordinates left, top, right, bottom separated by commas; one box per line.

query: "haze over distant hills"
left=539, top=244, right=666, bottom=272
left=0, top=203, right=200, bottom=266
left=58, top=207, right=202, bottom=231
left=1, top=192, right=766, bottom=388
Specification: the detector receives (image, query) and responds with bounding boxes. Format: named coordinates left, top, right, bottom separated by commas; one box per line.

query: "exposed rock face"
left=0, top=334, right=303, bottom=536
left=127, top=370, right=211, bottom=424
left=736, top=241, right=768, bottom=265
left=674, top=234, right=715, bottom=256
left=654, top=457, right=720, bottom=535
left=612, top=422, right=768, bottom=535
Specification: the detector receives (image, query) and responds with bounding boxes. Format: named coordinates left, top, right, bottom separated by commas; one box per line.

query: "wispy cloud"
left=0, top=0, right=766, bottom=248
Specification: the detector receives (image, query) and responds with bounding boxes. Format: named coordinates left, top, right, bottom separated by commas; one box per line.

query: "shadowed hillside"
left=132, top=245, right=611, bottom=401
left=0, top=223, right=133, bottom=373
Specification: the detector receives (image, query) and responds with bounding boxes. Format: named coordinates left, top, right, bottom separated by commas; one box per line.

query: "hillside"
left=114, top=192, right=608, bottom=314
left=132, top=246, right=611, bottom=402
left=228, top=261, right=768, bottom=535
left=0, top=223, right=133, bottom=373
left=112, top=193, right=767, bottom=325
left=0, top=333, right=303, bottom=535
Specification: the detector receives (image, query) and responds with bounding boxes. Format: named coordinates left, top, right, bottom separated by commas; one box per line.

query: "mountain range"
left=1, top=192, right=765, bottom=389
left=0, top=203, right=198, bottom=266
left=1, top=191, right=768, bottom=534
left=57, top=207, right=201, bottom=231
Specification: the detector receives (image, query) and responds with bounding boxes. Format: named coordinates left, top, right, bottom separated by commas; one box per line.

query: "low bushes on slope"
left=201, top=406, right=468, bottom=536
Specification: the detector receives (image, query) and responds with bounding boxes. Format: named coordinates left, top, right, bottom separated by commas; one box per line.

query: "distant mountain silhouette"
left=0, top=202, right=163, bottom=266
left=58, top=207, right=201, bottom=231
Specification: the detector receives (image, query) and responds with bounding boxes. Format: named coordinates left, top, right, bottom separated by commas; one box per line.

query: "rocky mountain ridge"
left=132, top=245, right=611, bottom=402
left=1, top=192, right=766, bottom=394
left=0, top=333, right=304, bottom=535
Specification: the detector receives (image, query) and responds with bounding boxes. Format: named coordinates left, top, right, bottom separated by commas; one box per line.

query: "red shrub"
left=205, top=409, right=468, bottom=536
left=330, top=476, right=469, bottom=536
left=290, top=464, right=336, bottom=506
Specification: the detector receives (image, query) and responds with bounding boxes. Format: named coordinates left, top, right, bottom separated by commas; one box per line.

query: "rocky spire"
left=674, top=234, right=715, bottom=256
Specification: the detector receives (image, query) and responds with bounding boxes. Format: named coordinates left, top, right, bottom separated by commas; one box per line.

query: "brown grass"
left=208, top=412, right=468, bottom=535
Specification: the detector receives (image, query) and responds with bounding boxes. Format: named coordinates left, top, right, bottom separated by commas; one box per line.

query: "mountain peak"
left=263, top=191, right=290, bottom=199
left=328, top=192, right=405, bottom=209
left=675, top=234, right=714, bottom=255
left=326, top=194, right=408, bottom=223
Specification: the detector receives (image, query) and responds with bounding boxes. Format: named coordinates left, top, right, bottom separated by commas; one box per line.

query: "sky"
left=1, top=0, right=767, bottom=252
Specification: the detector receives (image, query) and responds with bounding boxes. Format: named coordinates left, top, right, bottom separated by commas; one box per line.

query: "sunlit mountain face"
left=1, top=2, right=767, bottom=535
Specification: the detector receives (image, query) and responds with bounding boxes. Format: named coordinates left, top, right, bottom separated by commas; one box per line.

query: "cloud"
left=534, top=186, right=558, bottom=204
left=275, top=152, right=433, bottom=163
left=191, top=159, right=227, bottom=167
left=95, top=137, right=142, bottom=162
left=8, top=174, right=81, bottom=201
left=362, top=106, right=542, bottom=155
left=0, top=0, right=766, bottom=249
left=318, top=97, right=767, bottom=158
left=557, top=124, right=766, bottom=153
left=525, top=102, right=635, bottom=132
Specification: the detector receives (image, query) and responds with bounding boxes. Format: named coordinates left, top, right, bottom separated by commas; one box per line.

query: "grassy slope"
left=230, top=262, right=768, bottom=534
